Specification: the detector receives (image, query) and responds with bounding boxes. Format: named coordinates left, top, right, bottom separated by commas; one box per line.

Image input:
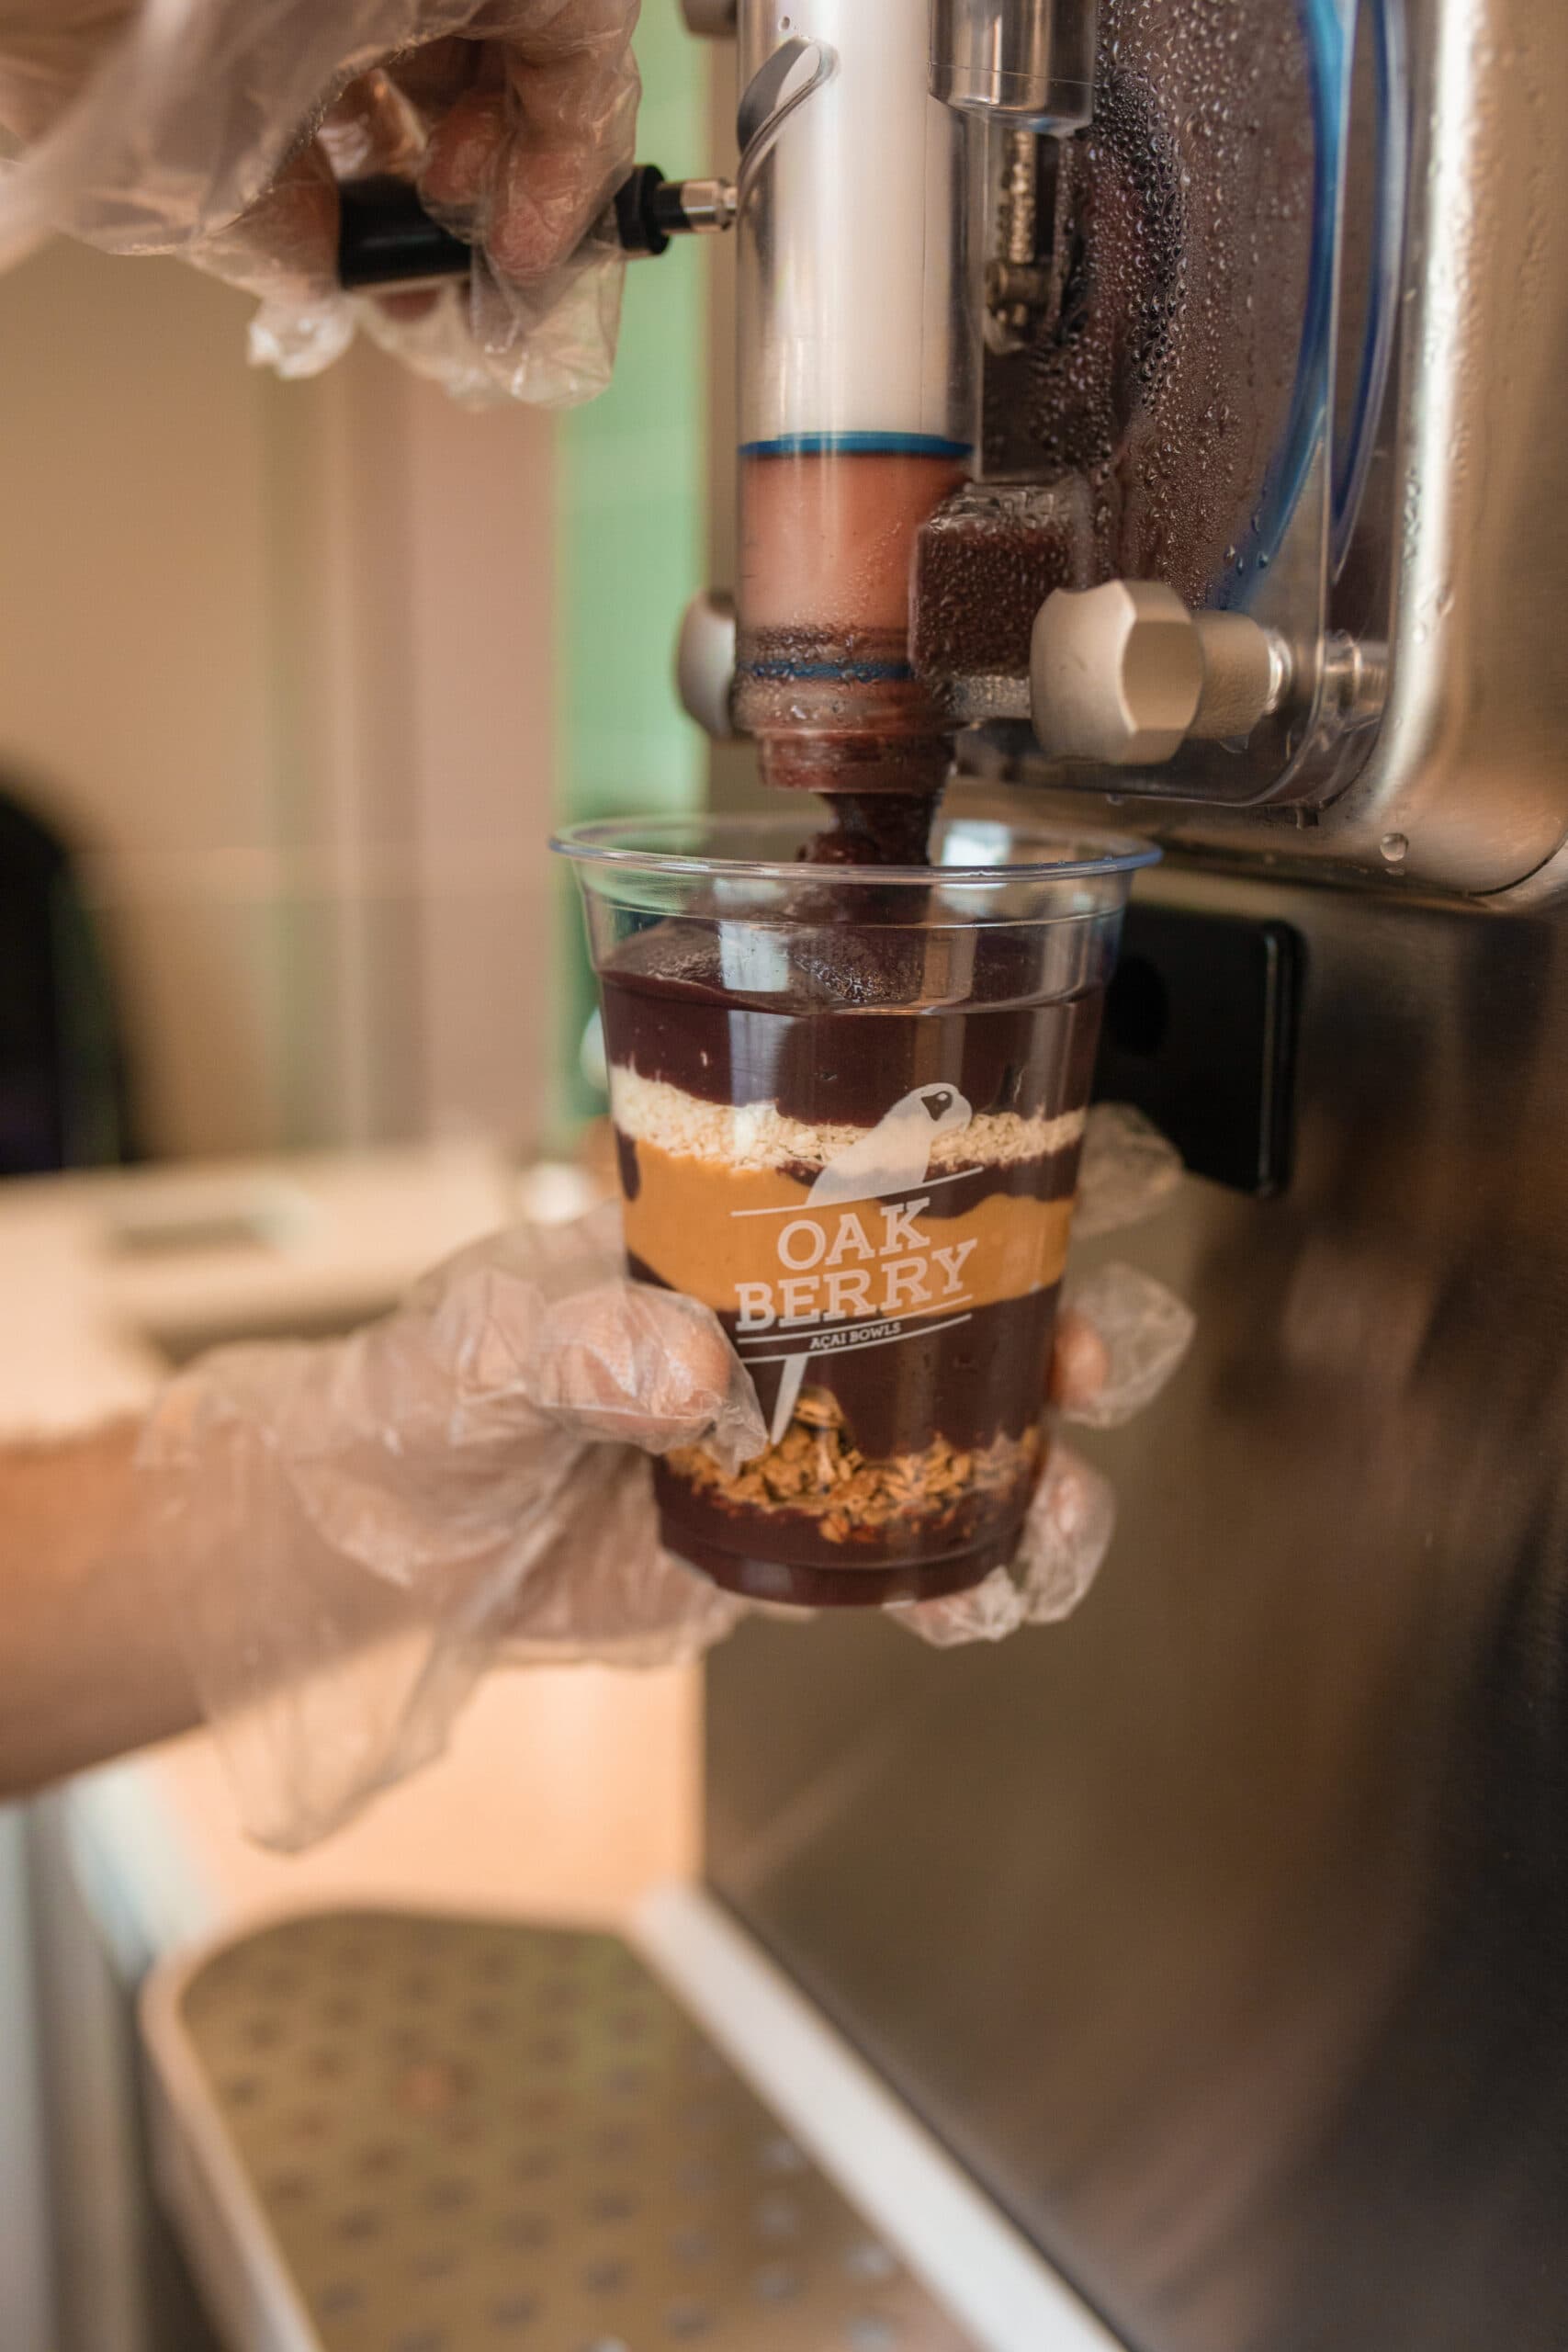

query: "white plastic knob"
left=676, top=590, right=740, bottom=741
left=1032, top=581, right=1286, bottom=766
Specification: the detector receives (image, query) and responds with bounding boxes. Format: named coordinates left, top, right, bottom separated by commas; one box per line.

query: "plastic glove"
left=0, top=0, right=640, bottom=405
left=139, top=1108, right=1191, bottom=1850
left=139, top=1204, right=760, bottom=1849
left=891, top=1105, right=1193, bottom=1649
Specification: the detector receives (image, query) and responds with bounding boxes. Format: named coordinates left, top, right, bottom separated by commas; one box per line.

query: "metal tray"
left=141, top=1907, right=976, bottom=2352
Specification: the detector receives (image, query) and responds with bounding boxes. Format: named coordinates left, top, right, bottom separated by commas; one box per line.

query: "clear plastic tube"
left=733, top=0, right=975, bottom=797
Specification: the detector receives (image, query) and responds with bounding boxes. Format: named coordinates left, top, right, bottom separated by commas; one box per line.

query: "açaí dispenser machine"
left=677, top=2, right=1568, bottom=2347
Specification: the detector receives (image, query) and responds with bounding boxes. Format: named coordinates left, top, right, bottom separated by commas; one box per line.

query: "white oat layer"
left=610, top=1066, right=1087, bottom=1173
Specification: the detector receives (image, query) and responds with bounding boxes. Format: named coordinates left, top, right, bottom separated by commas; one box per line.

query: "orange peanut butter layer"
left=622, top=1137, right=1075, bottom=1322
left=668, top=1388, right=1042, bottom=1544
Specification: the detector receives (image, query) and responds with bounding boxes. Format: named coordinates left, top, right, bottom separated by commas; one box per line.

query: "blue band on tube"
left=740, top=432, right=973, bottom=460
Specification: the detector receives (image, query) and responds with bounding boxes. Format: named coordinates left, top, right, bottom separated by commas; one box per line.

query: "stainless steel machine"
left=685, top=0, right=1568, bottom=899
left=674, top=2, right=1568, bottom=2346
left=336, top=3, right=1568, bottom=2337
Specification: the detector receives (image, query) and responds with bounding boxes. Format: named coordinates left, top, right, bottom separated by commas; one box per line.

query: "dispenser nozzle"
left=930, top=0, right=1099, bottom=133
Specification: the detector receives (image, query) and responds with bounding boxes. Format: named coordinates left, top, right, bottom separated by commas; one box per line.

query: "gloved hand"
left=899, top=1102, right=1193, bottom=1648
left=0, top=0, right=640, bottom=404
left=140, top=1106, right=1191, bottom=1850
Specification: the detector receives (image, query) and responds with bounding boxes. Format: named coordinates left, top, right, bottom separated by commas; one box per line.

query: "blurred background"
left=0, top=28, right=750, bottom=2350
left=0, top=12, right=716, bottom=1182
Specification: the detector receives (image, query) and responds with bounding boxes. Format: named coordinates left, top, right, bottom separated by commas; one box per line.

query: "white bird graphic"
left=768, top=1082, right=973, bottom=1443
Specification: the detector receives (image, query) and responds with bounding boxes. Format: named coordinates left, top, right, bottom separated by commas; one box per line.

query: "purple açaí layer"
left=601, top=976, right=1100, bottom=1129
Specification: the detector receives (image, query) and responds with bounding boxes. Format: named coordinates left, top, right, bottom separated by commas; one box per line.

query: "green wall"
left=554, top=13, right=708, bottom=1125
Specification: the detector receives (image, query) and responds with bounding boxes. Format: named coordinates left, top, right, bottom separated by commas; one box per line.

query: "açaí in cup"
left=556, top=816, right=1156, bottom=1608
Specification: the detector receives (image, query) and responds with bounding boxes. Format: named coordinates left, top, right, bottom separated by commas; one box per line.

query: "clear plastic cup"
left=555, top=812, right=1158, bottom=1609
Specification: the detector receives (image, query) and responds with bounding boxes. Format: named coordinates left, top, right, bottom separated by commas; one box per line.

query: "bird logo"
left=767, top=1083, right=973, bottom=1442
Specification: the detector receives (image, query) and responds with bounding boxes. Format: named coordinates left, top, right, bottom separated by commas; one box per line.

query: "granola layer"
left=610, top=1065, right=1085, bottom=1177
left=663, top=1387, right=1043, bottom=1560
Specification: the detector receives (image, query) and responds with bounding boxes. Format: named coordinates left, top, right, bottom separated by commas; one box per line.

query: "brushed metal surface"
left=171, top=1911, right=973, bottom=2352
left=976, top=0, right=1568, bottom=896
left=706, top=867, right=1568, bottom=2351
left=931, top=0, right=1099, bottom=130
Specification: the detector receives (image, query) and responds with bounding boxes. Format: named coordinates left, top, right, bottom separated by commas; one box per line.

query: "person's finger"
left=1014, top=1443, right=1117, bottom=1623
left=1073, top=1102, right=1184, bottom=1239
left=186, top=43, right=485, bottom=317
left=316, top=64, right=434, bottom=183
left=1055, top=1263, right=1195, bottom=1430
left=419, top=81, right=508, bottom=213
left=193, top=41, right=488, bottom=306
left=379, top=35, right=485, bottom=129
left=487, top=113, right=610, bottom=282
left=0, top=0, right=136, bottom=141
left=498, top=1451, right=748, bottom=1661
left=422, top=15, right=638, bottom=284
left=531, top=1283, right=767, bottom=1468
left=1048, top=1306, right=1112, bottom=1416
left=891, top=1566, right=1028, bottom=1650
left=497, top=23, right=637, bottom=271
left=191, top=139, right=341, bottom=308
left=891, top=1440, right=1118, bottom=1648
left=317, top=60, right=492, bottom=326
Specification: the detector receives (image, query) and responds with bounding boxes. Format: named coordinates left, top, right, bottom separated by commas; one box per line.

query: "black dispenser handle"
left=338, top=165, right=727, bottom=289
left=337, top=176, right=471, bottom=288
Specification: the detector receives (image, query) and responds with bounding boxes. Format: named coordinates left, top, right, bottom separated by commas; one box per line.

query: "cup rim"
left=551, top=812, right=1163, bottom=888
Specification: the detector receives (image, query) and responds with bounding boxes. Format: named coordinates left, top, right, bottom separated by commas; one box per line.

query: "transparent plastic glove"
left=892, top=1443, right=1121, bottom=1650
left=138, top=1108, right=1189, bottom=1849
left=892, top=1102, right=1193, bottom=1649
left=1070, top=1100, right=1186, bottom=1238
left=0, top=0, right=640, bottom=406
left=138, top=1204, right=761, bottom=1850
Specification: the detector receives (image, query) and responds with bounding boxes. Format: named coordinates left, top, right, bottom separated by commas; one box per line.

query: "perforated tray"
left=143, top=1909, right=977, bottom=2352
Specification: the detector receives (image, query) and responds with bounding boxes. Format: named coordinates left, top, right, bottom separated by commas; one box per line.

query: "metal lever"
left=337, top=168, right=736, bottom=290
left=1031, top=582, right=1292, bottom=765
